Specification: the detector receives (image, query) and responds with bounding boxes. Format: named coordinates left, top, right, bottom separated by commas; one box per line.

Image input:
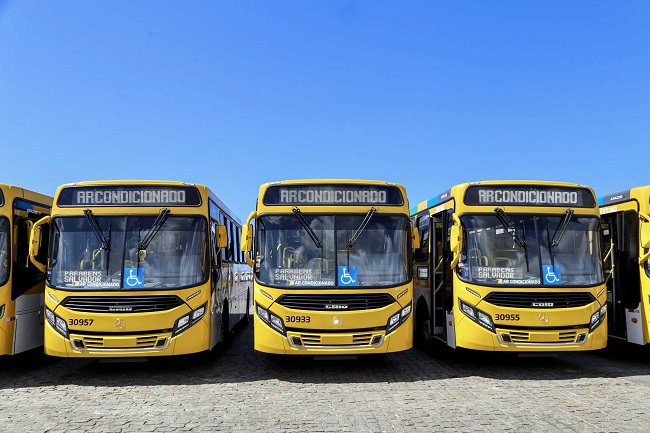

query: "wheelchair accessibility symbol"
left=338, top=266, right=358, bottom=286
left=542, top=265, right=562, bottom=285
left=124, top=267, right=145, bottom=288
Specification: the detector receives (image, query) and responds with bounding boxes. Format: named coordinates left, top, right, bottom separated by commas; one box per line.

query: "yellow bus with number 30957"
left=29, top=180, right=251, bottom=358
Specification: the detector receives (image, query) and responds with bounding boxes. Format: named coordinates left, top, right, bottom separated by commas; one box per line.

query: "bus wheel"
left=415, top=317, right=432, bottom=349
left=243, top=292, right=250, bottom=326
left=220, top=303, right=230, bottom=344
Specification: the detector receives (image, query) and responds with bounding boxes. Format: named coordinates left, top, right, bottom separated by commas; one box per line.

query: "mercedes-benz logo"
left=115, top=318, right=126, bottom=330
left=332, top=316, right=342, bottom=327
left=538, top=313, right=549, bottom=324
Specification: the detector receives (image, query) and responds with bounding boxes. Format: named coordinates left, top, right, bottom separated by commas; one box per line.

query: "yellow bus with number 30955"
left=411, top=180, right=607, bottom=352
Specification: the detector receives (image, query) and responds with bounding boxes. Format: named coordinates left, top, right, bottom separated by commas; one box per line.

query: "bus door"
left=12, top=202, right=50, bottom=354
left=431, top=210, right=454, bottom=346
left=601, top=211, right=643, bottom=344
left=209, top=219, right=226, bottom=349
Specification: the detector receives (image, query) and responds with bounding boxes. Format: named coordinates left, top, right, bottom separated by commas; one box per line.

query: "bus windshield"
left=49, top=215, right=207, bottom=290
left=0, top=218, right=8, bottom=285
left=459, top=214, right=602, bottom=287
left=256, top=214, right=410, bottom=288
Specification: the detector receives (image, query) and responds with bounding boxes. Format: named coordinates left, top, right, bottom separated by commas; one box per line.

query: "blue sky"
left=1, top=1, right=648, bottom=219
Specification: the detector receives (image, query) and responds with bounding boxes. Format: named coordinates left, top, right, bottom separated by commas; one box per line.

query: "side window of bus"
left=414, top=215, right=429, bottom=262
left=210, top=220, right=219, bottom=266
left=228, top=220, right=236, bottom=262
left=12, top=209, right=49, bottom=300
left=235, top=224, right=242, bottom=263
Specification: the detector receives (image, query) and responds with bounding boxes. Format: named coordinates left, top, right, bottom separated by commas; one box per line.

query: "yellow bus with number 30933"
left=241, top=179, right=418, bottom=358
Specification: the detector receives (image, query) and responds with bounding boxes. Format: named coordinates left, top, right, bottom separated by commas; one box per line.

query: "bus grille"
left=61, top=296, right=184, bottom=313
left=502, top=330, right=580, bottom=344
left=275, top=294, right=396, bottom=311
left=483, top=292, right=595, bottom=309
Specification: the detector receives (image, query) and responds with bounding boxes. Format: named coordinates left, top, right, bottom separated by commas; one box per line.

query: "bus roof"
left=410, top=180, right=594, bottom=215
left=598, top=185, right=650, bottom=207
left=53, top=180, right=242, bottom=222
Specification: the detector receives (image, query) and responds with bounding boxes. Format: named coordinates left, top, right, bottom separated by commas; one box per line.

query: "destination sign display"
left=464, top=185, right=596, bottom=208
left=57, top=185, right=202, bottom=207
left=263, top=185, right=404, bottom=206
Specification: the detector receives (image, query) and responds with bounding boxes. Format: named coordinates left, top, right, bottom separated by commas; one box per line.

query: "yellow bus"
left=241, top=179, right=417, bottom=357
left=0, top=184, right=52, bottom=355
left=599, top=186, right=650, bottom=345
left=411, top=180, right=607, bottom=352
left=29, top=180, right=251, bottom=358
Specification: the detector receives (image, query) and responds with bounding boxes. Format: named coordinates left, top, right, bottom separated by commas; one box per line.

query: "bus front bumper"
left=455, top=316, right=607, bottom=352
left=254, top=314, right=413, bottom=355
left=44, top=317, right=210, bottom=358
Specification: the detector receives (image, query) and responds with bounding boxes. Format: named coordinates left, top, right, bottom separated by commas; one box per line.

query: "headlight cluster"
left=589, top=305, right=607, bottom=332
left=45, top=308, right=69, bottom=338
left=386, top=303, right=412, bottom=334
left=173, top=303, right=207, bottom=336
left=256, top=303, right=286, bottom=335
left=459, top=299, right=495, bottom=333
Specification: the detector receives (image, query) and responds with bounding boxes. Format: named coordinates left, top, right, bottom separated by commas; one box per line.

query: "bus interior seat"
left=468, top=248, right=488, bottom=266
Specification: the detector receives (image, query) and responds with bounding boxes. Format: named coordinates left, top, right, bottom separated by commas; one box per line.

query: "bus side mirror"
left=640, top=212, right=650, bottom=249
left=217, top=225, right=228, bottom=249
left=241, top=224, right=253, bottom=253
left=29, top=216, right=50, bottom=273
left=449, top=225, right=461, bottom=253
left=411, top=227, right=420, bottom=250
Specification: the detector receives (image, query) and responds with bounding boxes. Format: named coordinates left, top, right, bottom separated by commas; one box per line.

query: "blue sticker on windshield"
left=124, top=267, right=145, bottom=288
left=542, top=265, right=561, bottom=285
left=338, top=266, right=358, bottom=286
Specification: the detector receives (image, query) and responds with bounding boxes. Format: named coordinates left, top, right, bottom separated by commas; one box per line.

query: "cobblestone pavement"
left=1, top=320, right=650, bottom=433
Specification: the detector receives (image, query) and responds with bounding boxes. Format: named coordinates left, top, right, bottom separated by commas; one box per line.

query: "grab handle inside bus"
left=29, top=216, right=51, bottom=273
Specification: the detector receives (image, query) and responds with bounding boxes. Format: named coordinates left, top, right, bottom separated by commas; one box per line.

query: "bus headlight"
left=459, top=299, right=495, bottom=333
left=173, top=303, right=207, bottom=336
left=386, top=302, right=412, bottom=334
left=589, top=305, right=607, bottom=332
left=45, top=308, right=69, bottom=338
left=0, top=304, right=4, bottom=320
left=256, top=303, right=286, bottom=336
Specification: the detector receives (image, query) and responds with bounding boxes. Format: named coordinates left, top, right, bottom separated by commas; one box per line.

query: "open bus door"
left=600, top=210, right=643, bottom=344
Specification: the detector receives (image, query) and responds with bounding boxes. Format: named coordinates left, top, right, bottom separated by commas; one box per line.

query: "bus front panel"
left=254, top=285, right=412, bottom=355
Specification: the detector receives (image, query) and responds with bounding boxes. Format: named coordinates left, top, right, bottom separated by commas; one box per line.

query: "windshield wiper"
left=548, top=209, right=574, bottom=266
left=84, top=209, right=111, bottom=275
left=139, top=208, right=171, bottom=251
left=347, top=207, right=377, bottom=248
left=494, top=207, right=529, bottom=271
left=292, top=207, right=322, bottom=248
